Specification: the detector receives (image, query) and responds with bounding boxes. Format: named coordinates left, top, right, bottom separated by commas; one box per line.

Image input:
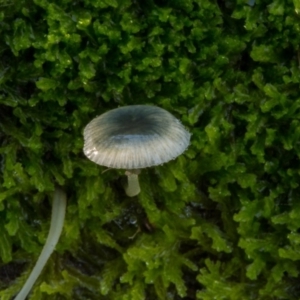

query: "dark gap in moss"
left=19, top=47, right=35, bottom=65
left=64, top=100, right=78, bottom=116
left=191, top=110, right=211, bottom=131
left=223, top=184, right=241, bottom=210
left=41, top=60, right=55, bottom=75
left=286, top=276, right=300, bottom=298
left=237, top=49, right=253, bottom=72
left=0, top=105, right=14, bottom=124
left=0, top=48, right=14, bottom=68
left=152, top=0, right=168, bottom=8
left=190, top=201, right=221, bottom=220
left=81, top=229, right=120, bottom=262
left=132, top=0, right=155, bottom=14
left=257, top=217, right=275, bottom=234
left=63, top=251, right=98, bottom=276
left=73, top=286, right=104, bottom=300
left=17, top=81, right=36, bottom=100
left=19, top=192, right=49, bottom=231
left=111, top=174, right=129, bottom=198
left=0, top=261, right=27, bottom=287
left=182, top=268, right=200, bottom=299
left=102, top=208, right=148, bottom=247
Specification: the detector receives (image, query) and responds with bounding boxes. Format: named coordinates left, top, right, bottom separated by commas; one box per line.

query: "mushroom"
left=83, top=105, right=190, bottom=196
left=15, top=187, right=67, bottom=300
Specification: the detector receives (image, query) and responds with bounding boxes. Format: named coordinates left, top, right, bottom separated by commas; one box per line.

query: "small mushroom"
left=15, top=187, right=67, bottom=300
left=83, top=105, right=190, bottom=196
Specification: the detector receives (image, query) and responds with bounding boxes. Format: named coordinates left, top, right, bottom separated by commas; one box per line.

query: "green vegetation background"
left=1, top=0, right=300, bottom=299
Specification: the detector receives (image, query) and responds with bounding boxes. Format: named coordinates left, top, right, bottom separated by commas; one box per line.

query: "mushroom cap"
left=83, top=105, right=190, bottom=169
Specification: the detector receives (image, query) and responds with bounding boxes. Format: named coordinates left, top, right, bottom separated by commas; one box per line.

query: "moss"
left=1, top=0, right=300, bottom=299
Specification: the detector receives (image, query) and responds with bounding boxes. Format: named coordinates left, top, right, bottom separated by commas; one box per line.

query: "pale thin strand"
left=15, top=187, right=67, bottom=300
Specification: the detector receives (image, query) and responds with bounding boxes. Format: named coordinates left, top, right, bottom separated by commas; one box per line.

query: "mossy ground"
left=1, top=0, right=300, bottom=299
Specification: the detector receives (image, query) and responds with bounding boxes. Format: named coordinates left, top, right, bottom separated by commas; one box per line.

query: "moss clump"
left=1, top=0, right=300, bottom=299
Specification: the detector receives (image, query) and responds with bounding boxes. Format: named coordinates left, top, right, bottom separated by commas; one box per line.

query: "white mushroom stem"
left=125, top=169, right=141, bottom=197
left=15, top=187, right=67, bottom=300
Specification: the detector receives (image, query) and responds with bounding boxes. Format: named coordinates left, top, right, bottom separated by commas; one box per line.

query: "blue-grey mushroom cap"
left=83, top=105, right=190, bottom=169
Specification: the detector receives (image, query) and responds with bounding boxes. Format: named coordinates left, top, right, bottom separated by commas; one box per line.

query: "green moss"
left=1, top=0, right=300, bottom=299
